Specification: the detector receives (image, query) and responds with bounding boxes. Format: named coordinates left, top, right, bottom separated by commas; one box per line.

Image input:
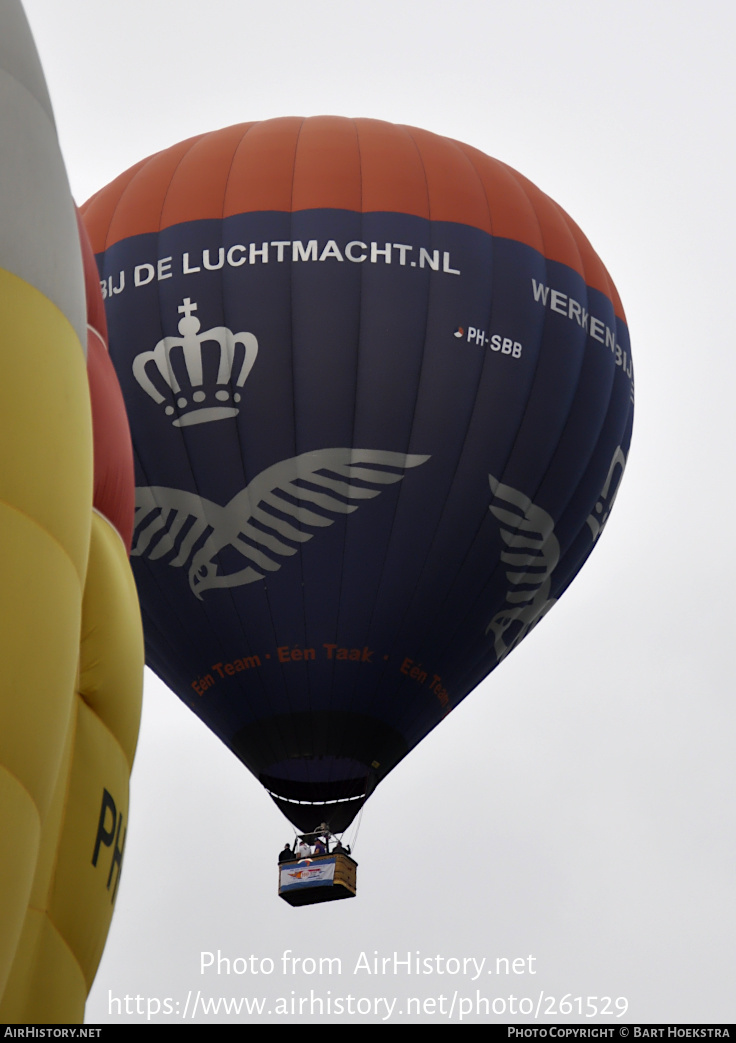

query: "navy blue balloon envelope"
left=83, top=117, right=633, bottom=831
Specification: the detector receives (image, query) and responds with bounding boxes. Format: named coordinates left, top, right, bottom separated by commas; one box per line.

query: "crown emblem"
left=131, top=298, right=258, bottom=427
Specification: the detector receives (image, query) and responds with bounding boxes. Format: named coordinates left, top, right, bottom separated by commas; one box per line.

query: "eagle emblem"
left=132, top=448, right=430, bottom=598
left=485, top=475, right=559, bottom=662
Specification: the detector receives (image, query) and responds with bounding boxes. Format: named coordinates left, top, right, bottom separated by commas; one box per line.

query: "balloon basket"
left=278, top=854, right=357, bottom=906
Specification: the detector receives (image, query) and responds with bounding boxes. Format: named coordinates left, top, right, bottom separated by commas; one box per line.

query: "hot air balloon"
left=82, top=118, right=633, bottom=858
left=0, top=1, right=143, bottom=1017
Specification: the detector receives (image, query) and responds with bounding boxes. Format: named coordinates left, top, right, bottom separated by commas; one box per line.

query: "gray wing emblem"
left=132, top=448, right=430, bottom=598
left=485, top=475, right=559, bottom=663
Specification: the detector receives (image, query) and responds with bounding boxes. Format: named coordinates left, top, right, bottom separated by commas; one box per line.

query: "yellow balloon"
left=0, top=2, right=143, bottom=1022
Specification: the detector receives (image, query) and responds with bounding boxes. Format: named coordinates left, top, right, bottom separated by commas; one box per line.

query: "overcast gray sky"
left=21, top=0, right=736, bottom=1024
